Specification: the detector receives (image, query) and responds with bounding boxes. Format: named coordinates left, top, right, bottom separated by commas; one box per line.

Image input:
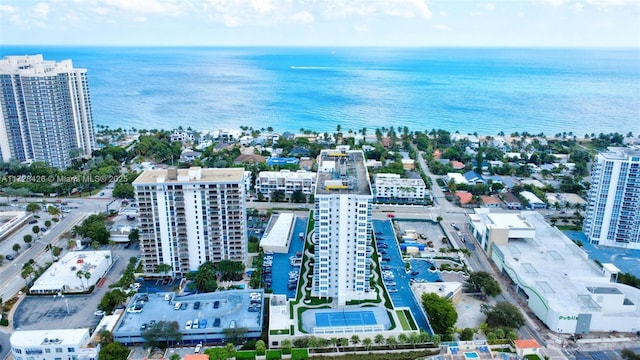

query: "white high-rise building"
left=313, top=149, right=374, bottom=306
left=133, top=167, right=247, bottom=277
left=0, top=55, right=95, bottom=168
left=583, top=147, right=640, bottom=249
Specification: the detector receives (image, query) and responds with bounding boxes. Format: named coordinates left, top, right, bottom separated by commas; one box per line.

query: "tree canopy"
left=73, top=214, right=110, bottom=244
left=98, top=342, right=130, bottom=360
left=215, top=259, right=245, bottom=281
left=465, top=271, right=501, bottom=299
left=186, top=261, right=218, bottom=293
left=141, top=321, right=183, bottom=349
left=421, top=293, right=458, bottom=335
left=481, top=301, right=525, bottom=329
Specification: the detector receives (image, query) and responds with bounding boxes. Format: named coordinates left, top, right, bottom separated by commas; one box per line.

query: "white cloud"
left=482, top=3, right=496, bottom=10
left=572, top=2, right=585, bottom=10
left=433, top=23, right=450, bottom=31
left=101, top=0, right=183, bottom=16
left=439, top=10, right=448, bottom=17
left=34, top=2, right=51, bottom=19
left=0, top=4, right=17, bottom=14
left=251, top=0, right=273, bottom=14
left=291, top=10, right=314, bottom=24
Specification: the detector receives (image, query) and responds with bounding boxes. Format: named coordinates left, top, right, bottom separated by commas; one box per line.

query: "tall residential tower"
left=0, top=55, right=95, bottom=168
left=583, top=147, right=640, bottom=249
left=133, top=167, right=247, bottom=277
left=313, top=149, right=374, bottom=306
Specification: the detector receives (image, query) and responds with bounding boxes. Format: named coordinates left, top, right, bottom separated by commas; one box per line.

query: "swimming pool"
left=315, top=310, right=377, bottom=327
left=465, top=352, right=480, bottom=359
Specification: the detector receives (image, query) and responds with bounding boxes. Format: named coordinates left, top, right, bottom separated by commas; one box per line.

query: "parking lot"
left=12, top=246, right=140, bottom=331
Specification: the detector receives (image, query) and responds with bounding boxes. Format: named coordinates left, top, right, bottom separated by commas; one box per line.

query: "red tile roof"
left=456, top=191, right=473, bottom=204
left=514, top=339, right=541, bottom=349
left=451, top=161, right=465, bottom=169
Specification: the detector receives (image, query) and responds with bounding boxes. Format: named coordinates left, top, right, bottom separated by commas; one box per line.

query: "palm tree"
left=68, top=239, right=77, bottom=251
left=350, top=334, right=360, bottom=346
left=374, top=334, right=384, bottom=345
left=362, top=337, right=372, bottom=350
left=398, top=333, right=409, bottom=344
left=386, top=336, right=398, bottom=349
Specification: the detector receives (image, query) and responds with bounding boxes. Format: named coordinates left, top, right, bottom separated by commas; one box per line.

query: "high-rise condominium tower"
left=583, top=147, right=640, bottom=249
left=0, top=55, right=95, bottom=168
left=133, top=167, right=247, bottom=277
left=313, top=149, right=374, bottom=306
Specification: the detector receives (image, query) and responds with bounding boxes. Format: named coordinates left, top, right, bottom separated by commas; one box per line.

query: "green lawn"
left=396, top=310, right=412, bottom=330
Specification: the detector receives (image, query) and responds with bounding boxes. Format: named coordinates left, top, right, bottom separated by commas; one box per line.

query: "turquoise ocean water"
left=2, top=46, right=639, bottom=135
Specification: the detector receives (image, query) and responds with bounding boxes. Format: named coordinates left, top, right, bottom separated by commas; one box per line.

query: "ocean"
left=2, top=46, right=639, bottom=136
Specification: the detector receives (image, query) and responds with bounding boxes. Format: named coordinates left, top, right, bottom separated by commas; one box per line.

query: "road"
left=410, top=144, right=548, bottom=346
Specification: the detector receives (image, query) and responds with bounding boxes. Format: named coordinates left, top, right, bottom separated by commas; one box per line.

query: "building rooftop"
left=10, top=328, right=89, bottom=347
left=315, top=150, right=371, bottom=196
left=114, top=290, right=264, bottom=334
left=599, top=146, right=640, bottom=160
left=494, top=211, right=639, bottom=317
left=30, top=250, right=112, bottom=293
left=260, top=213, right=295, bottom=251
left=133, top=167, right=244, bottom=185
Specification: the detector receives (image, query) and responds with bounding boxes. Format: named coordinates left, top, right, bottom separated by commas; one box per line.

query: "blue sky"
left=1, top=0, right=638, bottom=47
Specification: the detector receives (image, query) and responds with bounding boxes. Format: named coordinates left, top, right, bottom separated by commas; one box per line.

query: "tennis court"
left=315, top=310, right=377, bottom=327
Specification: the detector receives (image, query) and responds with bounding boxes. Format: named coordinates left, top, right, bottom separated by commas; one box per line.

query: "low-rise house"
left=502, top=192, right=522, bottom=209
left=520, top=190, right=546, bottom=209
left=234, top=154, right=266, bottom=165
left=480, top=195, right=503, bottom=208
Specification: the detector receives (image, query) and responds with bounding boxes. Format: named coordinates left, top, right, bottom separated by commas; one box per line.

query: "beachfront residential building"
left=133, top=167, right=247, bottom=277
left=373, top=173, right=428, bottom=204
left=255, top=170, right=316, bottom=201
left=0, top=55, right=95, bottom=168
left=469, top=208, right=640, bottom=334
left=583, top=147, right=640, bottom=249
left=313, top=149, right=375, bottom=306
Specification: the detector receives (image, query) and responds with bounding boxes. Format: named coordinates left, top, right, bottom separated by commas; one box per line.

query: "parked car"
left=94, top=310, right=105, bottom=316
left=213, top=301, right=220, bottom=309
left=28, top=219, right=38, bottom=224
left=193, top=301, right=200, bottom=310
left=185, top=320, right=192, bottom=330
left=213, top=318, right=221, bottom=327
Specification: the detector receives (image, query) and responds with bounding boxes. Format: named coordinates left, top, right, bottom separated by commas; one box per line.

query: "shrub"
left=291, top=348, right=309, bottom=360
left=266, top=350, right=282, bottom=360
left=235, top=350, right=256, bottom=360
left=0, top=318, right=9, bottom=326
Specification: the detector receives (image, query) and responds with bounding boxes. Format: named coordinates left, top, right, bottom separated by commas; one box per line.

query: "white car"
left=174, top=302, right=182, bottom=310
left=195, top=344, right=202, bottom=354
left=185, top=320, right=192, bottom=330
left=94, top=310, right=105, bottom=317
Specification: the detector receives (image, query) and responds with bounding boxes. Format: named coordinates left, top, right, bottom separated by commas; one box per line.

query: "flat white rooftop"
left=260, top=213, right=295, bottom=253
left=11, top=328, right=89, bottom=347
left=496, top=212, right=638, bottom=316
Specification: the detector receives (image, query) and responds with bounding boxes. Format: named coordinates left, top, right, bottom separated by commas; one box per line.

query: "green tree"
left=98, top=329, right=114, bottom=347
left=52, top=246, right=62, bottom=259
left=47, top=205, right=61, bottom=217
left=465, top=271, right=502, bottom=299
left=187, top=261, right=218, bottom=293
left=481, top=302, right=525, bottom=329
left=350, top=334, right=360, bottom=345
left=374, top=334, right=384, bottom=344
left=421, top=292, right=458, bottom=335
left=215, top=259, right=245, bottom=281
left=44, top=219, right=52, bottom=228
left=156, top=263, right=172, bottom=277
left=362, top=337, right=372, bottom=350
left=12, top=243, right=21, bottom=254
left=280, top=339, right=292, bottom=355
left=98, top=342, right=130, bottom=360
left=222, top=327, right=248, bottom=345
left=26, top=202, right=42, bottom=214
left=23, top=234, right=33, bottom=245
left=621, top=349, right=640, bottom=360
left=255, top=340, right=266, bottom=355
left=460, top=328, right=476, bottom=341
left=141, top=321, right=183, bottom=349
left=112, top=183, right=135, bottom=199
left=32, top=225, right=40, bottom=237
